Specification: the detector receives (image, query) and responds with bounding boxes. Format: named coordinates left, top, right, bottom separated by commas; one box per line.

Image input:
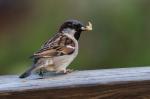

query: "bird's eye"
left=69, top=24, right=73, bottom=27
left=74, top=24, right=80, bottom=28
left=68, top=24, right=71, bottom=26
left=67, top=22, right=72, bottom=26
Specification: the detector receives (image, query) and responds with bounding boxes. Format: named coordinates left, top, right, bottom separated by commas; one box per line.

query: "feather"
left=31, top=33, right=75, bottom=60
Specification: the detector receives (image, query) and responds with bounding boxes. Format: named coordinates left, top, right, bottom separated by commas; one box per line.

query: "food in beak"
left=81, top=22, right=92, bottom=31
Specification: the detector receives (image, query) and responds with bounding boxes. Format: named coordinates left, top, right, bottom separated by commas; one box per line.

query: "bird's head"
left=59, top=19, right=92, bottom=40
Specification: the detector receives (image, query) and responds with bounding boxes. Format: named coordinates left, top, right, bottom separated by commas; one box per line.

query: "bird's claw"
left=64, top=69, right=74, bottom=74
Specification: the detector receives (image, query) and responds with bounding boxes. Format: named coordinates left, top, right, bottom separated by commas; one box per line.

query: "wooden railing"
left=0, top=67, right=150, bottom=99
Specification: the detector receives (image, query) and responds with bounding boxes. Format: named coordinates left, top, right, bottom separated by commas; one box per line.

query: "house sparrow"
left=19, top=19, right=92, bottom=78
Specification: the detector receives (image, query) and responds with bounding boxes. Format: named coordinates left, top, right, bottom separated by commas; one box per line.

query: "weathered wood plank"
left=0, top=67, right=150, bottom=99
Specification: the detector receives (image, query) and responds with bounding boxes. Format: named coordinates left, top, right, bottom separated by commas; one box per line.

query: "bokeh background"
left=0, top=0, right=150, bottom=75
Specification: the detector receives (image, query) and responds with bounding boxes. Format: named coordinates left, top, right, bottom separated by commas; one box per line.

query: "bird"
left=19, top=19, right=92, bottom=78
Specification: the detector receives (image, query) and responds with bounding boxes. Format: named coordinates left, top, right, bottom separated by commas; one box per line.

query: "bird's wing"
left=31, top=33, right=75, bottom=58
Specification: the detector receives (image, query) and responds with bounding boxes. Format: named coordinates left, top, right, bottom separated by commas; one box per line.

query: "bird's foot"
left=55, top=69, right=73, bottom=74
left=63, top=69, right=74, bottom=74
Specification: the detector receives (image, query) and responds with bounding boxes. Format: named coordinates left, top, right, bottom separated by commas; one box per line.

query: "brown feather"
left=31, top=33, right=75, bottom=58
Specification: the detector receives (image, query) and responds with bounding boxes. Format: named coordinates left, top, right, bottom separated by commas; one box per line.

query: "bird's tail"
left=19, top=66, right=35, bottom=78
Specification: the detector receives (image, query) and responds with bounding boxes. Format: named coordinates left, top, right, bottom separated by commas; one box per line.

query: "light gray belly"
left=53, top=53, right=77, bottom=70
left=37, top=50, right=78, bottom=72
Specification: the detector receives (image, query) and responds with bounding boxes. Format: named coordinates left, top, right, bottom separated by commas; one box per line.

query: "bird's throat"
left=62, top=28, right=81, bottom=40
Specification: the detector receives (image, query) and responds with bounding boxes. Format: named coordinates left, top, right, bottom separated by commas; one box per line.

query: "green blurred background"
left=0, top=0, right=150, bottom=75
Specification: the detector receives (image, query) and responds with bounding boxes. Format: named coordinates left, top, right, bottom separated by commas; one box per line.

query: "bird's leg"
left=38, top=68, right=47, bottom=78
left=39, top=69, right=44, bottom=77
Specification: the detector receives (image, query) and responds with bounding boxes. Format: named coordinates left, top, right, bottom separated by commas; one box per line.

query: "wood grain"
left=0, top=67, right=150, bottom=99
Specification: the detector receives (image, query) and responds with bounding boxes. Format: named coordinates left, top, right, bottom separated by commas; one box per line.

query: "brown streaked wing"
left=31, top=33, right=75, bottom=58
left=59, top=46, right=75, bottom=55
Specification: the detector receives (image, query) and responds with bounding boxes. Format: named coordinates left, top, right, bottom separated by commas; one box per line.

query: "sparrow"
left=19, top=19, right=92, bottom=78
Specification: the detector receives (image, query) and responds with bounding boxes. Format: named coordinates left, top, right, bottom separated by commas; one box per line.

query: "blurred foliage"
left=0, top=0, right=150, bottom=75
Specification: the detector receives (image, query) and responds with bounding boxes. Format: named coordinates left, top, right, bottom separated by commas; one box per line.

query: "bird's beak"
left=81, top=21, right=92, bottom=31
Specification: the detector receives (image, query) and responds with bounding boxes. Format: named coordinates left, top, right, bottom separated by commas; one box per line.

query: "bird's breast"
left=53, top=42, right=78, bottom=69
